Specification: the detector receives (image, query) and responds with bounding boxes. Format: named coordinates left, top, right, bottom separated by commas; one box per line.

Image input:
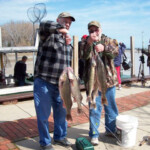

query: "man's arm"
left=39, top=21, right=66, bottom=41
left=120, top=42, right=126, bottom=53
left=142, top=50, right=150, bottom=56
left=40, top=21, right=64, bottom=33
left=103, top=37, right=119, bottom=59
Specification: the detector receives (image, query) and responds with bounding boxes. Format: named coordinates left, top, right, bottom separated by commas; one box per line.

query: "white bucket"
left=116, top=115, right=138, bottom=148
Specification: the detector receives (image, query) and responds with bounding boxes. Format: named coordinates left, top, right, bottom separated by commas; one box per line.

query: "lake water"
left=2, top=50, right=150, bottom=78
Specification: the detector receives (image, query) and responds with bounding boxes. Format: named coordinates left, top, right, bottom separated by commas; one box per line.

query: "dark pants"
left=15, top=79, right=25, bottom=86
left=79, top=59, right=85, bottom=80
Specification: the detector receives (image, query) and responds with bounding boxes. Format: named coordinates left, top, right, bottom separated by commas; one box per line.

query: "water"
left=3, top=50, right=150, bottom=78
left=121, top=50, right=149, bottom=78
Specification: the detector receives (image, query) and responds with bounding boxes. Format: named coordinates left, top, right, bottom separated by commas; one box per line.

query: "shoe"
left=40, top=144, right=54, bottom=150
left=91, top=137, right=99, bottom=146
left=118, top=84, right=122, bottom=90
left=54, top=138, right=72, bottom=147
left=105, top=131, right=117, bottom=138
left=118, top=87, right=122, bottom=90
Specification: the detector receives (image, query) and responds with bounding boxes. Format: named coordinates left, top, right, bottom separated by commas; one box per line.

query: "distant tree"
left=1, top=21, right=38, bottom=47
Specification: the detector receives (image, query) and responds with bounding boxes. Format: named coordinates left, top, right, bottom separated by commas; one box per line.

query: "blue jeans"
left=34, top=77, right=67, bottom=146
left=89, top=86, right=118, bottom=138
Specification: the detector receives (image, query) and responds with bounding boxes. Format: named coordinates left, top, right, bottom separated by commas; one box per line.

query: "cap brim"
left=88, top=24, right=99, bottom=29
left=65, top=16, right=75, bottom=21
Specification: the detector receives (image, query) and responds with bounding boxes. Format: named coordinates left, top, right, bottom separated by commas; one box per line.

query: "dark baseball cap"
left=58, top=12, right=75, bottom=21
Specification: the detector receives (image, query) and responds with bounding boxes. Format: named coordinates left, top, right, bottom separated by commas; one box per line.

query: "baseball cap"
left=82, top=35, right=88, bottom=39
left=58, top=12, right=75, bottom=21
left=88, top=21, right=101, bottom=29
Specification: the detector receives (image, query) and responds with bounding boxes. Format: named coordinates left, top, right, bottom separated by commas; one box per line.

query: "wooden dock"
left=0, top=75, right=150, bottom=105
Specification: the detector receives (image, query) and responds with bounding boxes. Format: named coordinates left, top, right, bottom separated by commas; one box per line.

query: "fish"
left=67, top=67, right=83, bottom=113
left=59, top=68, right=73, bottom=121
left=85, top=57, right=97, bottom=109
left=91, top=79, right=99, bottom=108
left=95, top=54, right=108, bottom=105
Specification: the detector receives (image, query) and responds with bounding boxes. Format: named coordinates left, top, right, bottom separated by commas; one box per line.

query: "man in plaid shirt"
left=34, top=12, right=75, bottom=150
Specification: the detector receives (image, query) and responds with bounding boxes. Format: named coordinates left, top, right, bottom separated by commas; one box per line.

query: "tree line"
left=1, top=21, right=38, bottom=47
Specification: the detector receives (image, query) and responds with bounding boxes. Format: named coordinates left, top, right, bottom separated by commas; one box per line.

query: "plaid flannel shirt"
left=34, top=21, right=73, bottom=84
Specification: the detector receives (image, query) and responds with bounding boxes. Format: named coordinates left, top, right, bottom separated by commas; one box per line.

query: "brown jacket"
left=82, top=34, right=119, bottom=88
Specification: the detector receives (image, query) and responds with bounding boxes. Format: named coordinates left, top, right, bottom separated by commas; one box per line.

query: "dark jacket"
left=14, top=60, right=27, bottom=81
left=82, top=35, right=119, bottom=88
left=142, top=50, right=150, bottom=66
left=114, top=43, right=126, bottom=67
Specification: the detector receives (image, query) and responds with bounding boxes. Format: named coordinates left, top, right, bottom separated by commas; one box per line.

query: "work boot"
left=40, top=144, right=54, bottom=150
left=54, top=138, right=72, bottom=147
left=105, top=131, right=119, bottom=138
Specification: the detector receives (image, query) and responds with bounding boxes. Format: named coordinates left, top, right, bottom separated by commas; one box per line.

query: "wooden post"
left=73, top=36, right=78, bottom=77
left=130, top=36, right=135, bottom=77
left=0, top=27, right=2, bottom=47
left=15, top=52, right=18, bottom=62
left=0, top=27, right=3, bottom=71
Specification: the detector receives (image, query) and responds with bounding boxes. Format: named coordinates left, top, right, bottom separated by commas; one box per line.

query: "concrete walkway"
left=0, top=81, right=150, bottom=150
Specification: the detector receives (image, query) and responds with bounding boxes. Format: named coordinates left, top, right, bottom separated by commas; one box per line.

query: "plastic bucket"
left=116, top=115, right=138, bottom=148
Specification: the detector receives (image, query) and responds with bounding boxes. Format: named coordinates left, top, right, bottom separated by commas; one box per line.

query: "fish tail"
left=102, top=97, right=108, bottom=105
left=86, top=96, right=91, bottom=102
left=73, top=97, right=77, bottom=102
left=66, top=114, right=73, bottom=121
left=89, top=102, right=97, bottom=109
left=77, top=108, right=82, bottom=114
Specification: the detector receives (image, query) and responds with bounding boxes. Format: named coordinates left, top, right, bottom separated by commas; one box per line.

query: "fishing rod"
left=81, top=102, right=122, bottom=144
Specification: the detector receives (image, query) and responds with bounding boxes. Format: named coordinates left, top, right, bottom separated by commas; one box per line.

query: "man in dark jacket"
left=142, top=48, right=150, bottom=74
left=114, top=42, right=126, bottom=89
left=14, top=56, right=28, bottom=86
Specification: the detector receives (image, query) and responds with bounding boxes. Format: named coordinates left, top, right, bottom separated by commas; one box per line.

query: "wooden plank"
left=0, top=85, right=33, bottom=96
left=0, top=92, right=33, bottom=103
left=122, top=75, right=150, bottom=84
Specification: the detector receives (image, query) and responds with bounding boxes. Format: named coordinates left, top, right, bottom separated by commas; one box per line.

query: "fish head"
left=91, top=57, right=96, bottom=66
left=67, top=69, right=75, bottom=80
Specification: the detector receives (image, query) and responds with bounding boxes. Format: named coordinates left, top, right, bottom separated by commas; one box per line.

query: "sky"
left=0, top=0, right=150, bottom=48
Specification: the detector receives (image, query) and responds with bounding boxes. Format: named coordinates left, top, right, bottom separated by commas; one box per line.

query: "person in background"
left=78, top=35, right=88, bottom=83
left=142, top=49, right=150, bottom=75
left=14, top=56, right=28, bottom=86
left=114, top=42, right=126, bottom=90
left=34, top=12, right=75, bottom=150
left=82, top=21, right=119, bottom=146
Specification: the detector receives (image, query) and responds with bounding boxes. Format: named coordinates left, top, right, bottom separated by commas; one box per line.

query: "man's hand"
left=58, top=28, right=69, bottom=34
left=58, top=28, right=71, bottom=45
left=95, top=44, right=104, bottom=53
left=65, top=34, right=72, bottom=45
left=88, top=34, right=100, bottom=43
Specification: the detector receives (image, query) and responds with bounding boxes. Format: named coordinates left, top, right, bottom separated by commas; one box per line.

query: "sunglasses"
left=89, top=29, right=99, bottom=34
